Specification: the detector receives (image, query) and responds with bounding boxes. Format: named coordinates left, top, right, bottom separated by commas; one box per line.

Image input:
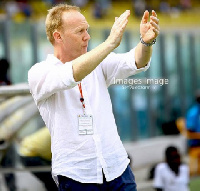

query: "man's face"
left=168, top=151, right=181, bottom=166
left=60, top=11, right=90, bottom=60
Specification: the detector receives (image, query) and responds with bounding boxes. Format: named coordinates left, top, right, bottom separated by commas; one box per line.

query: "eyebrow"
left=75, top=24, right=90, bottom=31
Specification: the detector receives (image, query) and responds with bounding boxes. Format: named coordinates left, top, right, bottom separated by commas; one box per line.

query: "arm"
left=135, top=10, right=160, bottom=69
left=186, top=107, right=200, bottom=139
left=153, top=164, right=164, bottom=191
left=72, top=10, right=130, bottom=82
left=186, top=130, right=200, bottom=139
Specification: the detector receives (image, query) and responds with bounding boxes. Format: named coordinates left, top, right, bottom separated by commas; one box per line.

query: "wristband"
left=140, top=36, right=156, bottom=46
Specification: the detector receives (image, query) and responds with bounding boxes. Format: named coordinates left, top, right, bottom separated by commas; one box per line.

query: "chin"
left=82, top=50, right=87, bottom=55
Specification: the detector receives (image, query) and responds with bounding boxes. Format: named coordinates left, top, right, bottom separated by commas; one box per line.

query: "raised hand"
left=107, top=10, right=130, bottom=49
left=140, top=10, right=160, bottom=44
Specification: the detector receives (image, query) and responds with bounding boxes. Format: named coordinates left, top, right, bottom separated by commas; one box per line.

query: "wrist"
left=104, top=38, right=118, bottom=51
left=140, top=35, right=156, bottom=47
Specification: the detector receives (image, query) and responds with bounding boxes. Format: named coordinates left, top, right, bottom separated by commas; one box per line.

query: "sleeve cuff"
left=133, top=60, right=150, bottom=72
left=127, top=48, right=151, bottom=73
left=59, top=62, right=80, bottom=88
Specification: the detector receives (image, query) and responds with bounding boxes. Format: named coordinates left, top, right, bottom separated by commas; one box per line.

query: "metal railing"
left=0, top=84, right=39, bottom=162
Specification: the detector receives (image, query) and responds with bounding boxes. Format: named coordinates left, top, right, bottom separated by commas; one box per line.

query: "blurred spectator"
left=153, top=145, right=189, bottom=191
left=71, top=0, right=88, bottom=8
left=0, top=58, right=15, bottom=191
left=186, top=90, right=200, bottom=148
left=18, top=1, right=32, bottom=18
left=180, top=0, right=191, bottom=10
left=160, top=0, right=171, bottom=13
left=19, top=127, right=57, bottom=191
left=29, top=1, right=49, bottom=20
left=5, top=0, right=20, bottom=19
left=186, top=90, right=200, bottom=175
left=0, top=58, right=11, bottom=86
left=93, top=2, right=103, bottom=19
left=132, top=0, right=146, bottom=18
left=161, top=120, right=180, bottom=136
left=93, top=0, right=112, bottom=19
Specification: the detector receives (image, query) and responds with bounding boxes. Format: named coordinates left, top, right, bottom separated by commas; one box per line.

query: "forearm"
left=72, top=41, right=114, bottom=82
left=134, top=42, right=152, bottom=69
left=187, top=130, right=200, bottom=139
left=72, top=10, right=130, bottom=82
left=135, top=9, right=159, bottom=69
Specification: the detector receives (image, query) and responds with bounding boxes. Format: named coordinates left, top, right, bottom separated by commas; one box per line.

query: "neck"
left=167, top=162, right=181, bottom=176
left=54, top=43, right=77, bottom=63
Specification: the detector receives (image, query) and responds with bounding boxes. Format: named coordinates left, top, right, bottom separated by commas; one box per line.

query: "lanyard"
left=78, top=83, right=85, bottom=109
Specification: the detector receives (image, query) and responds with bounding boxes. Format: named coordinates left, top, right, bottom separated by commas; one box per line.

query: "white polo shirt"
left=154, top=163, right=189, bottom=191
left=28, top=48, right=149, bottom=184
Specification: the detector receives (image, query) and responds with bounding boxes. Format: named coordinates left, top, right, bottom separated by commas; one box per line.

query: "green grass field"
left=190, top=176, right=200, bottom=191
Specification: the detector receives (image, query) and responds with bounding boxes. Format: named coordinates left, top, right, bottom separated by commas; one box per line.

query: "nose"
left=83, top=31, right=90, bottom=41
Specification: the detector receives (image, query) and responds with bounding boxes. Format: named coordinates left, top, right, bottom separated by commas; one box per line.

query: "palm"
left=140, top=10, right=159, bottom=43
left=140, top=23, right=156, bottom=42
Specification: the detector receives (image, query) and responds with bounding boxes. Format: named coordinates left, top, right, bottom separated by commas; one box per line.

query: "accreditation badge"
left=78, top=115, right=93, bottom=135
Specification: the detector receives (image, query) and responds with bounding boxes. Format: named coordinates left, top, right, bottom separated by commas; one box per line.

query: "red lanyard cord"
left=78, top=83, right=85, bottom=108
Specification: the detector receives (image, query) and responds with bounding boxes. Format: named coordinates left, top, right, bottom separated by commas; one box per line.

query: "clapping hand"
left=140, top=10, right=160, bottom=44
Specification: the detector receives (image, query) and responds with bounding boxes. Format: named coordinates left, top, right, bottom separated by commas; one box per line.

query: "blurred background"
left=0, top=0, right=200, bottom=190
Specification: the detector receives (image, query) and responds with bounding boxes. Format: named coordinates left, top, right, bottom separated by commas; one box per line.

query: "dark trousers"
left=20, top=156, right=58, bottom=191
left=58, top=165, right=137, bottom=191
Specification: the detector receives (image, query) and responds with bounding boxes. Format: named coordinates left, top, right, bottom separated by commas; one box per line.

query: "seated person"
left=153, top=145, right=189, bottom=191
left=19, top=127, right=57, bottom=191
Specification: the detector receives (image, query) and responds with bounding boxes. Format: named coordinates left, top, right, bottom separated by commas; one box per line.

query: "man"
left=186, top=90, right=200, bottom=148
left=28, top=3, right=160, bottom=191
left=0, top=58, right=11, bottom=85
left=153, top=146, right=189, bottom=191
left=186, top=90, right=200, bottom=175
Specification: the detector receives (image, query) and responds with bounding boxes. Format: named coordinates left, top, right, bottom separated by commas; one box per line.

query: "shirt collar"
left=46, top=54, right=63, bottom=66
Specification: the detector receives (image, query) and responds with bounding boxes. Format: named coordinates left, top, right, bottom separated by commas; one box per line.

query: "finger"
left=115, top=10, right=130, bottom=27
left=122, top=10, right=131, bottom=16
left=141, top=10, right=149, bottom=24
left=119, top=10, right=130, bottom=21
left=150, top=21, right=159, bottom=30
left=152, top=10, right=157, bottom=17
left=111, top=11, right=129, bottom=34
left=150, top=16, right=159, bottom=25
left=120, top=18, right=129, bottom=32
left=153, top=28, right=160, bottom=36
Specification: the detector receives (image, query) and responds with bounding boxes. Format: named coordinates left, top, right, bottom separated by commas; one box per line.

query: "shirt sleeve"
left=153, top=164, right=164, bottom=189
left=100, top=48, right=150, bottom=87
left=186, top=106, right=198, bottom=131
left=181, top=165, right=190, bottom=185
left=28, top=61, right=79, bottom=104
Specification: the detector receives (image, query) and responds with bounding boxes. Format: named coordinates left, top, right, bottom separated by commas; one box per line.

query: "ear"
left=53, top=31, right=62, bottom=43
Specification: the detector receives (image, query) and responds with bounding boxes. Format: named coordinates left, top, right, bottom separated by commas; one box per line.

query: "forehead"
left=62, top=11, right=88, bottom=30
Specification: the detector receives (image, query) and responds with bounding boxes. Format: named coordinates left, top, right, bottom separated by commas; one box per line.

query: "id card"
left=78, top=115, right=93, bottom=135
